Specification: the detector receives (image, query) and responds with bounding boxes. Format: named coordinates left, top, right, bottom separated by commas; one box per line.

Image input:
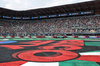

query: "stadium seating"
left=0, top=15, right=100, bottom=35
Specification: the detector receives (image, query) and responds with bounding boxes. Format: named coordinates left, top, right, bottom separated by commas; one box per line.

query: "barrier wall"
left=45, top=36, right=52, bottom=38
left=23, top=36, right=31, bottom=38
left=89, top=36, right=100, bottom=39
left=0, top=36, right=100, bottom=39
left=31, top=36, right=36, bottom=38
left=36, top=36, right=45, bottom=38
left=78, top=36, right=89, bottom=38
left=0, top=36, right=4, bottom=38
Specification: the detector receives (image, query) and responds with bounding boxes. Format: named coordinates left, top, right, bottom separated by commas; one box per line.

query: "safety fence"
left=0, top=36, right=100, bottom=39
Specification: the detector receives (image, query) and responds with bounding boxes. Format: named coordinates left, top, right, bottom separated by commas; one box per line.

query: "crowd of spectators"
left=0, top=15, right=100, bottom=35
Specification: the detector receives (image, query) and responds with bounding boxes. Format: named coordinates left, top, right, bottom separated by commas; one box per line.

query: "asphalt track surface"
left=0, top=40, right=100, bottom=66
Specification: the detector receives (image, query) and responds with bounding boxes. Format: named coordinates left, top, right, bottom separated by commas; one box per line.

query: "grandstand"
left=0, top=1, right=100, bottom=37
left=0, top=0, right=100, bottom=66
left=0, top=15, right=100, bottom=35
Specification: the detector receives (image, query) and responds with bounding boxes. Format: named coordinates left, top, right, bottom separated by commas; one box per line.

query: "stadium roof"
left=0, top=0, right=100, bottom=17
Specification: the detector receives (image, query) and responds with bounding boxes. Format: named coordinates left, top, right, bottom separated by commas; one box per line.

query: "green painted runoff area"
left=59, top=60, right=100, bottom=66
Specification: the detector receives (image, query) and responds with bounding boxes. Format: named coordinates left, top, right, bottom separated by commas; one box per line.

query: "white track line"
left=21, top=62, right=59, bottom=66
left=80, top=52, right=100, bottom=55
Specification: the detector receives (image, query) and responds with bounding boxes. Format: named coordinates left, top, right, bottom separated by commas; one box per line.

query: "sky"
left=0, top=0, right=93, bottom=11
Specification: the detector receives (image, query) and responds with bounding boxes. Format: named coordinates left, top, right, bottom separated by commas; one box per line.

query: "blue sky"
left=0, top=0, right=93, bottom=11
